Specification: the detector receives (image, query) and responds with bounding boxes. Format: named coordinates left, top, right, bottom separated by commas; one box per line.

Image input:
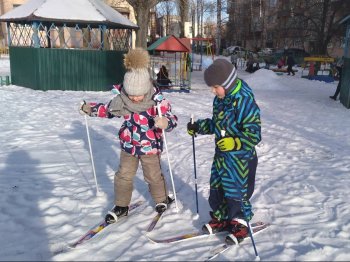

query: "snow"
left=0, top=0, right=137, bottom=28
left=0, top=55, right=349, bottom=261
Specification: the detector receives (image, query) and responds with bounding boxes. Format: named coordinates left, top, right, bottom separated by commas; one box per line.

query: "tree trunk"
left=179, top=0, right=189, bottom=38
left=216, top=0, right=221, bottom=56
left=134, top=4, right=150, bottom=48
left=191, top=3, right=196, bottom=38
left=197, top=0, right=201, bottom=37
left=126, top=0, right=162, bottom=48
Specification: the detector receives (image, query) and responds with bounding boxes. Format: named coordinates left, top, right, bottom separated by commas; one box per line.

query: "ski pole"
left=191, top=115, right=199, bottom=216
left=84, top=114, right=100, bottom=195
left=239, top=197, right=260, bottom=259
left=245, top=216, right=260, bottom=260
left=157, top=103, right=178, bottom=212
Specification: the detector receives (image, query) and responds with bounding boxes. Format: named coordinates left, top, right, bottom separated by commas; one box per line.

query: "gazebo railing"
left=7, top=22, right=132, bottom=51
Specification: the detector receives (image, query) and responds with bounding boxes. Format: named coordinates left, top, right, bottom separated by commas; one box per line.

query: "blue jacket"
left=197, top=79, right=261, bottom=159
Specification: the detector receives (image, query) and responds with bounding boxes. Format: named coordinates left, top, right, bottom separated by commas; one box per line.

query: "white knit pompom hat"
left=123, top=48, right=153, bottom=96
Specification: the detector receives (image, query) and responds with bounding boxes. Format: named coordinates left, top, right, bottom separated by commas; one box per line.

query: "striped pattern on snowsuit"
left=196, top=79, right=261, bottom=221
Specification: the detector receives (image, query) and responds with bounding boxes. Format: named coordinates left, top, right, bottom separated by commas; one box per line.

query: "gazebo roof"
left=147, top=35, right=191, bottom=53
left=0, top=0, right=138, bottom=29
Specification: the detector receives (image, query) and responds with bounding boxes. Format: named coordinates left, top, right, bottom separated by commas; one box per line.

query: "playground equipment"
left=190, top=37, right=215, bottom=71
left=147, top=35, right=191, bottom=92
left=301, top=56, right=335, bottom=83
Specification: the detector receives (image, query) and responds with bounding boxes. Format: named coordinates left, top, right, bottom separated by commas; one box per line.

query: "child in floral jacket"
left=80, top=48, right=177, bottom=223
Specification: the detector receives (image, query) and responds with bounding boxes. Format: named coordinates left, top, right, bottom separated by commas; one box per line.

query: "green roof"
left=147, top=36, right=171, bottom=51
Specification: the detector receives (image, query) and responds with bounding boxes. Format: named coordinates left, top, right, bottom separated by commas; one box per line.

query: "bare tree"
left=216, top=0, right=221, bottom=55
left=273, top=0, right=350, bottom=54
left=156, top=1, right=174, bottom=36
left=178, top=0, right=189, bottom=38
left=190, top=0, right=196, bottom=38
left=301, top=0, right=350, bottom=54
left=125, top=0, right=163, bottom=48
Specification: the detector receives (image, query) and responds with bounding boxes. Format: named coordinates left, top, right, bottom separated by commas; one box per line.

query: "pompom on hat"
left=123, top=48, right=153, bottom=96
left=204, top=59, right=238, bottom=93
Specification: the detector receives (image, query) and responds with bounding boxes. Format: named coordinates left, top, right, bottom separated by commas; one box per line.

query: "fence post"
left=5, top=76, right=10, bottom=85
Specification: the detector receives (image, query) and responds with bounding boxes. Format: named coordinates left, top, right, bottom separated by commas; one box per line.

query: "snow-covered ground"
left=0, top=56, right=349, bottom=261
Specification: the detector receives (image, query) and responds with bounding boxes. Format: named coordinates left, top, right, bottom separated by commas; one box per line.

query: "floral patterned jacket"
left=88, top=84, right=177, bottom=156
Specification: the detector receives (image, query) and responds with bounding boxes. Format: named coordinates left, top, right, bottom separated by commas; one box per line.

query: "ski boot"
left=225, top=218, right=249, bottom=245
left=105, top=205, right=129, bottom=224
left=202, top=212, right=229, bottom=235
left=155, top=196, right=174, bottom=213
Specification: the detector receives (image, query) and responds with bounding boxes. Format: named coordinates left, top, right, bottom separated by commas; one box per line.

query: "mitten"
left=79, top=101, right=92, bottom=116
left=154, top=116, right=168, bottom=129
left=216, top=137, right=242, bottom=151
left=187, top=121, right=199, bottom=136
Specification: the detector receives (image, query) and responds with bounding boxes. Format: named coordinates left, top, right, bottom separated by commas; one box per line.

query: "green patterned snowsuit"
left=196, top=79, right=261, bottom=221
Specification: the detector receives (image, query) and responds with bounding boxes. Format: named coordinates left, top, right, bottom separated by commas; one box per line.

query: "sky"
left=0, top=54, right=349, bottom=261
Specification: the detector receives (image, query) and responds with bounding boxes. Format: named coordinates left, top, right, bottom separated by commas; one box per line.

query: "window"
left=269, top=0, right=277, bottom=7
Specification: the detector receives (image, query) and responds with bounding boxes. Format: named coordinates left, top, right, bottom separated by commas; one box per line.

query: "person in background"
left=286, top=55, right=296, bottom=76
left=245, top=54, right=255, bottom=73
left=277, top=56, right=285, bottom=69
left=330, top=56, right=344, bottom=101
left=157, top=65, right=172, bottom=87
left=80, top=48, right=177, bottom=224
left=187, top=59, right=261, bottom=245
left=230, top=51, right=238, bottom=69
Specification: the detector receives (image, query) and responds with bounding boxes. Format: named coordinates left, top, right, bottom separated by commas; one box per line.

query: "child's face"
left=211, top=85, right=225, bottom=99
left=128, top=95, right=145, bottom=103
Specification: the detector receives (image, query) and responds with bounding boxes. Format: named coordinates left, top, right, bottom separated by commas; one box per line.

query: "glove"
left=216, top=137, right=242, bottom=151
left=187, top=121, right=199, bottom=136
left=79, top=101, right=92, bottom=116
left=154, top=116, right=168, bottom=129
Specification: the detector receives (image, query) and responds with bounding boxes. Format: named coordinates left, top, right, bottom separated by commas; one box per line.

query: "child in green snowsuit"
left=187, top=59, right=261, bottom=243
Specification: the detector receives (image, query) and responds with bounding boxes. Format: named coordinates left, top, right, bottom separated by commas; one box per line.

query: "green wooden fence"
left=9, top=47, right=126, bottom=91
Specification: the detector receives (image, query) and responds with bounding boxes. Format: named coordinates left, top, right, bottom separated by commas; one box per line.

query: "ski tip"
left=145, top=236, right=157, bottom=244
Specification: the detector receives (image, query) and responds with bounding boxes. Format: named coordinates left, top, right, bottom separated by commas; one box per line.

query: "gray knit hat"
left=123, top=48, right=153, bottom=96
left=204, top=59, right=237, bottom=92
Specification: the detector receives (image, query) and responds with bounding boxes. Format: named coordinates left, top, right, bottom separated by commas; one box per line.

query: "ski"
left=69, top=200, right=144, bottom=248
left=205, top=222, right=270, bottom=261
left=147, top=221, right=265, bottom=244
left=146, top=212, right=163, bottom=232
left=146, top=197, right=175, bottom=233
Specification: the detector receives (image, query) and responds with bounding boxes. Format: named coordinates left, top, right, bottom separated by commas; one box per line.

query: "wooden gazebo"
left=0, top=0, right=138, bottom=91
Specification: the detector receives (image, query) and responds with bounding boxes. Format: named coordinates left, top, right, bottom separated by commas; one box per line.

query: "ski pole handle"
left=157, top=103, right=162, bottom=118
left=221, top=129, right=226, bottom=137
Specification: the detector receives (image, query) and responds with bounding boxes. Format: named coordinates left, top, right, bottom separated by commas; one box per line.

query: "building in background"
left=226, top=0, right=348, bottom=57
left=156, top=15, right=195, bottom=39
left=0, top=0, right=26, bottom=47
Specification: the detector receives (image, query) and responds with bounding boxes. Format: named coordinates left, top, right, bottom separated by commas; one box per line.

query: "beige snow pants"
left=114, top=150, right=168, bottom=207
